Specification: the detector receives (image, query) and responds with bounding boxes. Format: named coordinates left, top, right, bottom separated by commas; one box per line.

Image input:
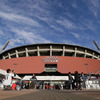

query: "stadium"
left=0, top=43, right=100, bottom=83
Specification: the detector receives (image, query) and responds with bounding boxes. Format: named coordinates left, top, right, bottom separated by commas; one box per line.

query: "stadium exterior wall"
left=0, top=56, right=100, bottom=74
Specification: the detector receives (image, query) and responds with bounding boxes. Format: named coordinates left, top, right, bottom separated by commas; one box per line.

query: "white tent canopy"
left=14, top=74, right=22, bottom=80
left=22, top=75, right=32, bottom=81
left=22, top=75, right=70, bottom=81
left=0, top=69, right=7, bottom=76
left=37, top=76, right=69, bottom=81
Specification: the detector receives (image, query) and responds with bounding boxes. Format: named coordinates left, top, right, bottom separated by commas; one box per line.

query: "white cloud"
left=71, top=32, right=80, bottom=39
left=87, top=0, right=100, bottom=18
left=63, top=40, right=74, bottom=44
left=80, top=18, right=96, bottom=32
left=10, top=28, right=51, bottom=45
left=9, top=39, right=24, bottom=47
left=56, top=18, right=76, bottom=29
left=33, top=15, right=64, bottom=32
left=65, top=12, right=74, bottom=19
left=88, top=6, right=98, bottom=18
left=72, top=1, right=78, bottom=8
left=62, top=40, right=80, bottom=45
left=57, top=1, right=63, bottom=8
left=0, top=11, right=41, bottom=27
left=0, top=30, right=3, bottom=35
left=50, top=25, right=64, bottom=32
left=90, top=0, right=100, bottom=8
left=0, top=0, right=98, bottom=51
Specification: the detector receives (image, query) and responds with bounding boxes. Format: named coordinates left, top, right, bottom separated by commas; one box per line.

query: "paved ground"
left=0, top=89, right=100, bottom=100
left=0, top=89, right=38, bottom=99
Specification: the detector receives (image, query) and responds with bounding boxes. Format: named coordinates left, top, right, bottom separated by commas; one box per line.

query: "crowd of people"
left=68, top=71, right=87, bottom=90
left=0, top=68, right=92, bottom=91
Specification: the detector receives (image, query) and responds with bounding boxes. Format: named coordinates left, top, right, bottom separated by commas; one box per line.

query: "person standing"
left=30, top=73, right=37, bottom=89
left=68, top=72, right=73, bottom=89
left=74, top=71, right=80, bottom=89
left=81, top=72, right=87, bottom=90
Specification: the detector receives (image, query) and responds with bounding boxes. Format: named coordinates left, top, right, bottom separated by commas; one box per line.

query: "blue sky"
left=0, top=0, right=100, bottom=52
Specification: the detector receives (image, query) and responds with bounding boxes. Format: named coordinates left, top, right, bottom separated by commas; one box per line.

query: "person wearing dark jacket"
left=68, top=72, right=74, bottom=89
left=30, top=73, right=37, bottom=89
left=74, top=71, right=79, bottom=89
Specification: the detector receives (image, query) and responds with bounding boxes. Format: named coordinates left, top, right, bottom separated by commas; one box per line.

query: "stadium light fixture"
left=0, top=40, right=10, bottom=54
left=93, top=40, right=100, bottom=51
left=84, top=63, right=91, bottom=79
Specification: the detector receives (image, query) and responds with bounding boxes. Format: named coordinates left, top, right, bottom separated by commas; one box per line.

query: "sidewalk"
left=0, top=89, right=38, bottom=100
left=0, top=89, right=100, bottom=100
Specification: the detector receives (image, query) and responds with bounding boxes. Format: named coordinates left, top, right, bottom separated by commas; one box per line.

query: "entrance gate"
left=45, top=64, right=57, bottom=72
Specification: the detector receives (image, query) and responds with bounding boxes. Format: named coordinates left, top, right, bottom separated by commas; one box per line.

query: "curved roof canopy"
left=0, top=43, right=100, bottom=60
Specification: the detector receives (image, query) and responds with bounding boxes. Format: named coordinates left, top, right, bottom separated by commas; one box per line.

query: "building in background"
left=0, top=43, right=100, bottom=83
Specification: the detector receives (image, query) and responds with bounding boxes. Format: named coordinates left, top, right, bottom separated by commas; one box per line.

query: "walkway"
left=0, top=90, right=100, bottom=100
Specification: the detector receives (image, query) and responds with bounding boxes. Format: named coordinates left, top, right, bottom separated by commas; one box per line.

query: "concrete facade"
left=0, top=56, right=100, bottom=74
left=0, top=43, right=100, bottom=75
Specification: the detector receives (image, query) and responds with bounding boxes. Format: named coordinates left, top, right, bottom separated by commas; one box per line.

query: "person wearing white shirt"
left=3, top=69, right=15, bottom=87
